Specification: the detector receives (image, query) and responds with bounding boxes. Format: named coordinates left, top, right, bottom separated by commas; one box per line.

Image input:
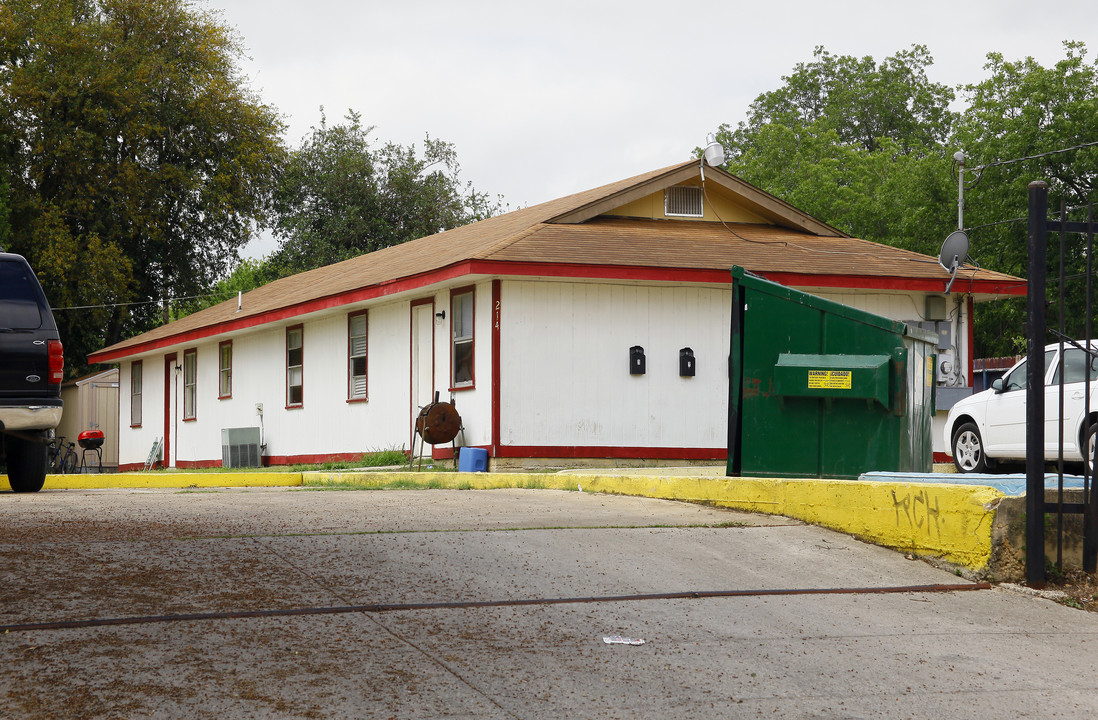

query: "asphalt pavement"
left=2, top=487, right=1096, bottom=719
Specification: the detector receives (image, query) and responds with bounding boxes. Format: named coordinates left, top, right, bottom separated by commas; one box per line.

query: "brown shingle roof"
left=89, top=161, right=1024, bottom=362
left=488, top=216, right=1021, bottom=283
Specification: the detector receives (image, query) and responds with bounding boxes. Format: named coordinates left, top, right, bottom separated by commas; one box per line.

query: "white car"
left=944, top=342, right=1098, bottom=473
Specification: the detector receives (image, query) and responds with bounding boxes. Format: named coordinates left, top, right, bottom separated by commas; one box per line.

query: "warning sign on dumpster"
left=807, top=369, right=852, bottom=390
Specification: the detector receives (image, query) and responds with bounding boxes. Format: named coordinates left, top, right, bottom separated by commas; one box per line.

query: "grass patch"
left=303, top=476, right=471, bottom=491
left=143, top=447, right=411, bottom=474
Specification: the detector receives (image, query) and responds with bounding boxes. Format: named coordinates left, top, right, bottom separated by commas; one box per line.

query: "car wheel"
left=5, top=434, right=47, bottom=492
left=952, top=422, right=989, bottom=474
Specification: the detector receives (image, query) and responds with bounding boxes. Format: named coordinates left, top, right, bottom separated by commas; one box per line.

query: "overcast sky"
left=209, top=0, right=1095, bottom=258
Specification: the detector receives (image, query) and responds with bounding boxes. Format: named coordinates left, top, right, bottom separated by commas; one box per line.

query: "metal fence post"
left=1026, top=181, right=1048, bottom=586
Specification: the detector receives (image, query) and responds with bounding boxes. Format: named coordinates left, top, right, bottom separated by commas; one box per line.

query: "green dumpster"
left=727, top=266, right=936, bottom=479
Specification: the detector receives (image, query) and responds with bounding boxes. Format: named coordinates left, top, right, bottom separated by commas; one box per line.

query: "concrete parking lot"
left=2, top=487, right=1097, bottom=719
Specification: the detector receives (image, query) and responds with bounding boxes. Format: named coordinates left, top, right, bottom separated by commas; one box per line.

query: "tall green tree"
left=0, top=0, right=285, bottom=373
left=714, top=42, right=1098, bottom=356
left=714, top=45, right=958, bottom=255
left=722, top=45, right=955, bottom=157
left=952, top=42, right=1098, bottom=355
left=272, top=111, right=502, bottom=273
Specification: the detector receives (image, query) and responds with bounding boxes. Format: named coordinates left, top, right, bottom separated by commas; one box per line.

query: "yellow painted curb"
left=1, top=473, right=303, bottom=490
left=304, top=470, right=1004, bottom=570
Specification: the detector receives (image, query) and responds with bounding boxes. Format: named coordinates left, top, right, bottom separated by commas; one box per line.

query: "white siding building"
left=90, top=162, right=1025, bottom=470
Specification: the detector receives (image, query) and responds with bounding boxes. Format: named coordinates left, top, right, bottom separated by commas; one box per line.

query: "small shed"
left=57, top=368, right=119, bottom=471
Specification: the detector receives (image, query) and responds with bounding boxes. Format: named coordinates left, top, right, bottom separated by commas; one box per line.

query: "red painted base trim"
left=933, top=452, right=952, bottom=464
left=495, top=445, right=727, bottom=460
left=120, top=446, right=726, bottom=469
left=431, top=445, right=726, bottom=461
left=263, top=452, right=376, bottom=466
left=175, top=459, right=222, bottom=469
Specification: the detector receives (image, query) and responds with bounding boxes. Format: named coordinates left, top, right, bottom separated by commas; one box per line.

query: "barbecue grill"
left=410, top=392, right=464, bottom=469
left=78, top=429, right=105, bottom=472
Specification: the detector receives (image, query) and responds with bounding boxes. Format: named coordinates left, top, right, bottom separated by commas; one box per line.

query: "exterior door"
left=89, top=380, right=120, bottom=469
left=163, top=353, right=178, bottom=468
left=410, top=301, right=435, bottom=455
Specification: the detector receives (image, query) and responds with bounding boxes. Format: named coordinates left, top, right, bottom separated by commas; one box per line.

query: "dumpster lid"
left=731, top=265, right=907, bottom=336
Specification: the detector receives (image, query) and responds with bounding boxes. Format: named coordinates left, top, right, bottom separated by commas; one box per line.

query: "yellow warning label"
left=807, top=370, right=852, bottom=390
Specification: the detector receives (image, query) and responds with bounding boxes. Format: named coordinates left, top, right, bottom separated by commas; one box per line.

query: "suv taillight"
left=48, top=340, right=64, bottom=384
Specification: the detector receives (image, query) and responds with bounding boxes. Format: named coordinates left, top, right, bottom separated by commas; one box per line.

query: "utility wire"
left=51, top=291, right=237, bottom=312
left=972, top=139, right=1098, bottom=172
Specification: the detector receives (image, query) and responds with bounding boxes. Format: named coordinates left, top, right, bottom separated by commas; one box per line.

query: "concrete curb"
left=305, top=470, right=1004, bottom=570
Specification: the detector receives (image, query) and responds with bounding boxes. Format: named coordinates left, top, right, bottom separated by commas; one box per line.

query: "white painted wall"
left=116, top=282, right=502, bottom=467
left=499, top=280, right=731, bottom=450
left=114, top=278, right=965, bottom=466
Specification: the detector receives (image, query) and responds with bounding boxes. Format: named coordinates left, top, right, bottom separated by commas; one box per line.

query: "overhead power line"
left=972, top=139, right=1098, bottom=172
left=51, top=291, right=237, bottom=312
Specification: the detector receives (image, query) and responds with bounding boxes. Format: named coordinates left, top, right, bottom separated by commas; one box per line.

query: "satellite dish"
left=938, top=230, right=969, bottom=294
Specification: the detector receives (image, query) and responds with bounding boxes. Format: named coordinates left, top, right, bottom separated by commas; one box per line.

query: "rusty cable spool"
left=415, top=399, right=461, bottom=445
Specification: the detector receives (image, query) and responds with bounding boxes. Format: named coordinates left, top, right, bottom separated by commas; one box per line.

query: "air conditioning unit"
left=221, top=427, right=262, bottom=468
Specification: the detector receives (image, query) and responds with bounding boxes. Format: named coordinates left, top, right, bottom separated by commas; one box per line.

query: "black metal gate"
left=1026, top=181, right=1098, bottom=585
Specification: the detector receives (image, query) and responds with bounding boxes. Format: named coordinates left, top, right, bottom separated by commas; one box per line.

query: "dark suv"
left=1, top=252, right=64, bottom=492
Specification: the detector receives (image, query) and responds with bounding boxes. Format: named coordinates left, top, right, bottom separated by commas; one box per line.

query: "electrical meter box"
left=727, top=267, right=936, bottom=479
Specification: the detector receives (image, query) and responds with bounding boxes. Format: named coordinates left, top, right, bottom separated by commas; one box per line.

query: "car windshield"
left=1001, top=349, right=1056, bottom=391
left=0, top=260, right=44, bottom=329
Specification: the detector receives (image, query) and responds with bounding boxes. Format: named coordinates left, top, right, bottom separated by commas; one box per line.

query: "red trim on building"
left=933, top=452, right=953, bottom=464
left=491, top=279, right=502, bottom=456
left=162, top=353, right=176, bottom=469
left=88, top=258, right=1027, bottom=365
left=263, top=452, right=380, bottom=466
left=493, top=445, right=727, bottom=460
left=174, top=459, right=223, bottom=469
left=757, top=271, right=1028, bottom=295
left=967, top=296, right=975, bottom=388
left=428, top=445, right=725, bottom=461
left=128, top=446, right=728, bottom=469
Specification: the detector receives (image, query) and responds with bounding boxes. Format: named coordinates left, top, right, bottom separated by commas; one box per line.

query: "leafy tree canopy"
left=174, top=111, right=505, bottom=317
left=723, top=45, right=955, bottom=158
left=271, top=110, right=503, bottom=274
left=0, top=0, right=285, bottom=374
left=714, top=42, right=1098, bottom=356
left=953, top=41, right=1098, bottom=354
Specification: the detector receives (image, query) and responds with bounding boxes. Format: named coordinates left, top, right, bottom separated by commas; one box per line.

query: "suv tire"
left=6, top=433, right=48, bottom=493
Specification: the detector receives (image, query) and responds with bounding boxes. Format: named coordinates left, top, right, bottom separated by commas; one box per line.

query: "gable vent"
left=664, top=186, right=703, bottom=217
